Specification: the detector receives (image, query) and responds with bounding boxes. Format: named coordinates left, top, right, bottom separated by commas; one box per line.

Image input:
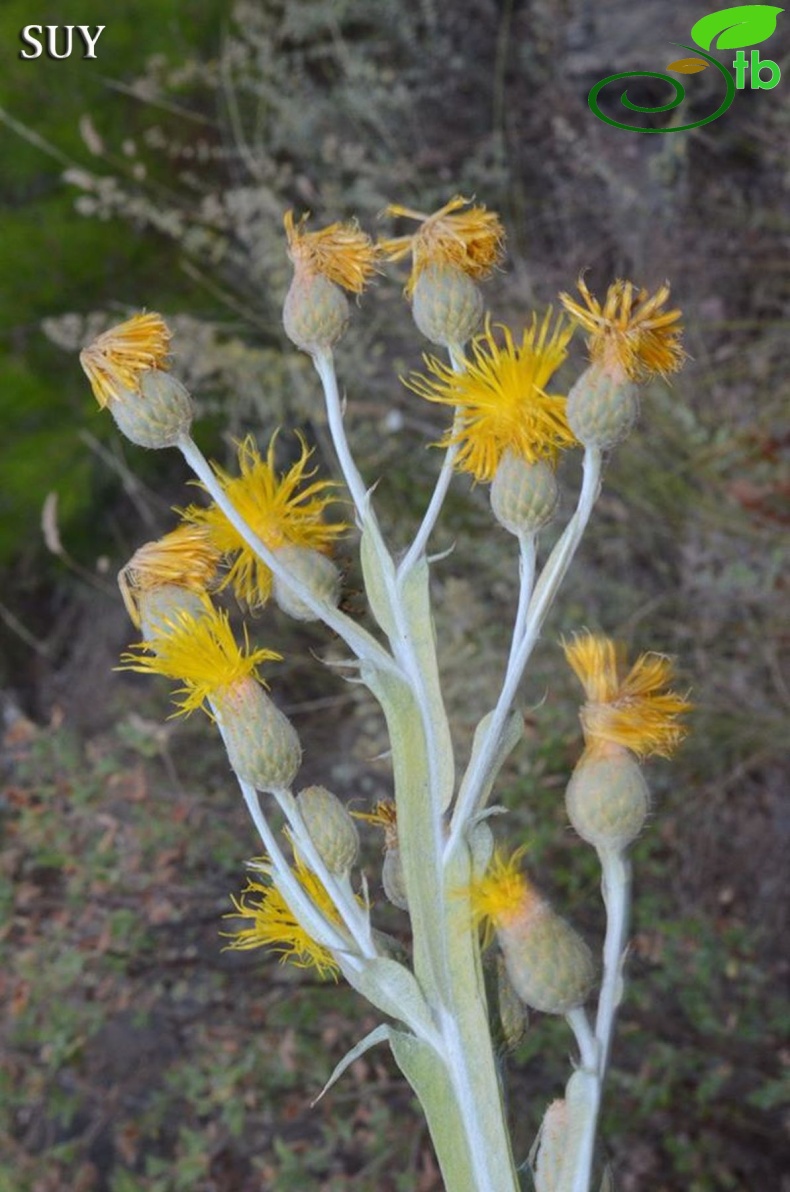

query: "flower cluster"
left=78, top=194, right=689, bottom=1004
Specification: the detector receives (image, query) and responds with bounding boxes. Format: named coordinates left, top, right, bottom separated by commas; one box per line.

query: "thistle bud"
left=272, top=546, right=341, bottom=621
left=138, top=584, right=210, bottom=641
left=411, top=264, right=484, bottom=348
left=495, top=954, right=529, bottom=1049
left=219, top=679, right=301, bottom=791
left=490, top=450, right=560, bottom=536
left=283, top=273, right=350, bottom=354
left=497, top=890, right=594, bottom=1015
left=566, top=362, right=639, bottom=449
left=565, top=743, right=650, bottom=851
left=382, top=846, right=409, bottom=910
left=532, top=1098, right=569, bottom=1192
left=109, top=369, right=194, bottom=449
left=296, top=785, right=359, bottom=874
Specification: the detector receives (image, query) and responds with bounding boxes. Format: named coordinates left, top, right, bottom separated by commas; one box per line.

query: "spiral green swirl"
left=588, top=44, right=736, bottom=133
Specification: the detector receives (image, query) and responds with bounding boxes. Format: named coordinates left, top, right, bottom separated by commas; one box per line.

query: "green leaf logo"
left=690, top=4, right=783, bottom=50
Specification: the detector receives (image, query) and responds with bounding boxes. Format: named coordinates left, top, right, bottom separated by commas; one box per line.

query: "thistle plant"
left=80, top=195, right=690, bottom=1192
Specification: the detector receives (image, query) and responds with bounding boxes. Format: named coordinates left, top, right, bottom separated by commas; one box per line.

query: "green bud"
left=138, top=585, right=208, bottom=641
left=283, top=273, right=350, bottom=354
left=490, top=450, right=559, bottom=535
left=110, top=369, right=193, bottom=449
left=412, top=264, right=483, bottom=348
left=496, top=954, right=529, bottom=1049
left=498, top=896, right=594, bottom=1015
left=567, top=363, right=639, bottom=448
left=565, top=745, right=650, bottom=851
left=296, top=785, right=359, bottom=874
left=220, top=680, right=301, bottom=791
left=382, top=846, right=409, bottom=910
left=272, top=546, right=341, bottom=621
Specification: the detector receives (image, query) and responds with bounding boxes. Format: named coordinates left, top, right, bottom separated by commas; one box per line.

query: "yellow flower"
left=467, top=848, right=534, bottom=935
left=183, top=433, right=347, bottom=609
left=224, top=855, right=341, bottom=979
left=563, top=632, right=691, bottom=758
left=119, top=602, right=281, bottom=717
left=380, top=195, right=505, bottom=296
left=560, top=278, right=685, bottom=381
left=79, top=312, right=172, bottom=408
left=284, top=210, right=379, bottom=293
left=406, top=313, right=576, bottom=482
left=118, top=525, right=221, bottom=628
left=351, top=799, right=398, bottom=849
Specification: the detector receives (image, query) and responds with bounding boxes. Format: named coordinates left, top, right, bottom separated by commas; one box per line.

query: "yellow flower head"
left=560, top=278, right=685, bottom=381
left=406, top=312, right=576, bottom=482
left=119, top=602, right=281, bottom=717
left=224, top=855, right=341, bottom=979
left=284, top=210, right=379, bottom=294
left=467, top=848, right=538, bottom=937
left=183, top=433, right=347, bottom=610
left=118, top=525, right=221, bottom=628
left=563, top=632, right=692, bottom=758
left=380, top=195, right=505, bottom=296
left=79, top=312, right=172, bottom=408
left=351, top=799, right=398, bottom=849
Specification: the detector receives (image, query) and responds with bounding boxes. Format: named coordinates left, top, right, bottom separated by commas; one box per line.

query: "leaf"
left=666, top=57, right=709, bottom=73
left=311, top=1023, right=391, bottom=1104
left=690, top=4, right=783, bottom=51
left=344, top=954, right=436, bottom=1039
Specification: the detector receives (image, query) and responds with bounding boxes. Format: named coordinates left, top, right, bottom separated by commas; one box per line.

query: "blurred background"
left=1, top=2, right=788, bottom=1189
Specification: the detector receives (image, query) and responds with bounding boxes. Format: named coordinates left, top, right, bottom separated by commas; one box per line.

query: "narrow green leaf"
left=312, top=1023, right=392, bottom=1104
left=359, top=516, right=397, bottom=637
left=690, top=4, right=783, bottom=50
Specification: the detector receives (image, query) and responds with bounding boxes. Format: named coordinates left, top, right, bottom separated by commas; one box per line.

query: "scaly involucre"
left=183, top=434, right=347, bottom=609
left=563, top=632, right=692, bottom=758
left=406, top=313, right=577, bottom=482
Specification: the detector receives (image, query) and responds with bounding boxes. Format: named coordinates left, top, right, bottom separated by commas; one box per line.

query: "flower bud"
left=498, top=892, right=594, bottom=1015
left=495, top=953, right=529, bottom=1049
left=283, top=273, right=350, bottom=354
left=296, top=785, right=359, bottom=874
left=109, top=369, right=193, bottom=449
left=533, top=1098, right=569, bottom=1192
left=566, top=362, right=639, bottom=449
left=490, top=450, right=560, bottom=535
left=272, top=546, right=341, bottom=621
left=138, top=584, right=210, bottom=641
left=565, top=743, right=650, bottom=851
left=411, top=264, right=484, bottom=348
left=382, top=846, right=409, bottom=910
left=219, top=679, right=301, bottom=791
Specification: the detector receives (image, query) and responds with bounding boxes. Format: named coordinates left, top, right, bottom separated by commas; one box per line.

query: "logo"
left=588, top=4, right=783, bottom=132
left=19, top=26, right=105, bottom=60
